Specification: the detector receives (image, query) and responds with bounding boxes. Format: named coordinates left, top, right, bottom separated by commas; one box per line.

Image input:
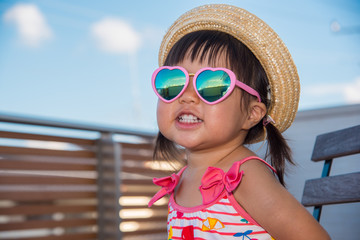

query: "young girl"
left=148, top=4, right=330, bottom=240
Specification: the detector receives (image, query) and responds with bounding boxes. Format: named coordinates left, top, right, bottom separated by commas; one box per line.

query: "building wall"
left=251, top=104, right=360, bottom=239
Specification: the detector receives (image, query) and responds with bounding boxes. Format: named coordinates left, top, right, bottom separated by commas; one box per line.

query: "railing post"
left=113, top=134, right=123, bottom=239
left=96, top=133, right=122, bottom=240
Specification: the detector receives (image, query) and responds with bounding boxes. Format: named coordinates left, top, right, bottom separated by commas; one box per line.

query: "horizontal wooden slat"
left=120, top=186, right=159, bottom=195
left=122, top=153, right=152, bottom=161
left=311, top=125, right=360, bottom=161
left=121, top=216, right=167, bottom=223
left=121, top=192, right=159, bottom=197
left=122, top=227, right=167, bottom=236
left=121, top=204, right=167, bottom=210
left=3, top=232, right=98, bottom=240
left=0, top=174, right=96, bottom=185
left=124, top=234, right=167, bottom=240
left=0, top=154, right=96, bottom=163
left=121, top=142, right=154, bottom=150
left=0, top=130, right=96, bottom=145
left=0, top=218, right=97, bottom=231
left=302, top=172, right=360, bottom=206
left=0, top=146, right=95, bottom=158
left=0, top=204, right=97, bottom=215
left=0, top=159, right=96, bottom=171
left=121, top=166, right=174, bottom=176
left=122, top=179, right=154, bottom=186
left=0, top=191, right=97, bottom=201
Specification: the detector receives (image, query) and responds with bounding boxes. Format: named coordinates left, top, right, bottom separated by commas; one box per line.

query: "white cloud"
left=3, top=3, right=53, bottom=47
left=344, top=77, right=360, bottom=104
left=91, top=17, right=141, bottom=54
left=304, top=77, right=360, bottom=104
left=305, top=83, right=341, bottom=96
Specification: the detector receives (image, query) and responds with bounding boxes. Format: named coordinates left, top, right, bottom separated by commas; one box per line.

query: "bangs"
left=164, top=31, right=233, bottom=70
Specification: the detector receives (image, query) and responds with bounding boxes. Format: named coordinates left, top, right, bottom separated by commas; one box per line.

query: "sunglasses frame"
left=152, top=66, right=261, bottom=105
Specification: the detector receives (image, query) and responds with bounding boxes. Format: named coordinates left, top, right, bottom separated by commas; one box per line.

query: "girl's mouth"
left=177, top=114, right=203, bottom=124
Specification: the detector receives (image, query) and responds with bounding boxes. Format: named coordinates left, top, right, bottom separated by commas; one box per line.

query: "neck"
left=185, top=143, right=246, bottom=171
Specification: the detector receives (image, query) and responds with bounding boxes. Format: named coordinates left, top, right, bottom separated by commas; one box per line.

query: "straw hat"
left=158, top=4, right=300, bottom=133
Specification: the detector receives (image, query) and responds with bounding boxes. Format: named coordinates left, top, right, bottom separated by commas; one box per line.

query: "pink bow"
left=148, top=173, right=179, bottom=207
left=199, top=165, right=243, bottom=205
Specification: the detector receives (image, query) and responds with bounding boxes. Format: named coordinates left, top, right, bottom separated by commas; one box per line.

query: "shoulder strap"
left=177, top=165, right=187, bottom=176
left=148, top=166, right=187, bottom=207
left=233, top=156, right=276, bottom=173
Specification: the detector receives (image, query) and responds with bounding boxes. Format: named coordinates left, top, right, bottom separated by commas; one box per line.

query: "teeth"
left=178, top=114, right=203, bottom=123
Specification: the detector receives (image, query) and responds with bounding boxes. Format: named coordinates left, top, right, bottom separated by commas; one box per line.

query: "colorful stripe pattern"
left=167, top=196, right=274, bottom=239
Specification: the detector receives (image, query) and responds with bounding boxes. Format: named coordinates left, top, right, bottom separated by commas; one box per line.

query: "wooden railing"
left=0, top=113, right=172, bottom=240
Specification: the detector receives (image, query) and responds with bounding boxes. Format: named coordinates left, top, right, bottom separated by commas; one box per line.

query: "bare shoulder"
left=237, top=158, right=279, bottom=189
left=234, top=158, right=331, bottom=240
left=235, top=158, right=282, bottom=207
left=238, top=157, right=275, bottom=178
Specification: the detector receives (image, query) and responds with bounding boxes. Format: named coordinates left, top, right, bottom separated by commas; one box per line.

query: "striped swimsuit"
left=149, top=156, right=275, bottom=239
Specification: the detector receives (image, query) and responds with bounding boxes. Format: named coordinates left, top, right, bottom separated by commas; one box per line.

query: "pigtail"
left=265, top=123, right=294, bottom=186
left=153, top=132, right=181, bottom=161
left=245, top=119, right=294, bottom=187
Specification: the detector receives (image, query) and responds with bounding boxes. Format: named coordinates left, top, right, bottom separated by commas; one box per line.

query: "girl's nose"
left=178, top=76, right=200, bottom=104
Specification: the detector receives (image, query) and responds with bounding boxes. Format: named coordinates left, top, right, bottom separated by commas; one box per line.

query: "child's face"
left=156, top=52, right=254, bottom=151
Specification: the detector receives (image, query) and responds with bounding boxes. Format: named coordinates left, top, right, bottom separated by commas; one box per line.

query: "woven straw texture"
left=158, top=4, right=300, bottom=133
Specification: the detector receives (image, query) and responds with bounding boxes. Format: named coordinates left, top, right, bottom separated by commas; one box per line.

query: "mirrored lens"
left=196, top=70, right=231, bottom=102
left=155, top=69, right=186, bottom=101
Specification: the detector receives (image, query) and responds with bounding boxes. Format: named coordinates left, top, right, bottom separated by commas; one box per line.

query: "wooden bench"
left=301, top=125, right=360, bottom=221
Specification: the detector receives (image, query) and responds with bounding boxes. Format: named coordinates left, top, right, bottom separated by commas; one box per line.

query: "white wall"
left=250, top=104, right=360, bottom=239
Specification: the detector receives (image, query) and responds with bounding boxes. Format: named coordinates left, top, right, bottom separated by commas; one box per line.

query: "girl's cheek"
left=156, top=102, right=170, bottom=129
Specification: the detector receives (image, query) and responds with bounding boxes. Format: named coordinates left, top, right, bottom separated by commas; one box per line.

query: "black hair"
left=153, top=30, right=294, bottom=186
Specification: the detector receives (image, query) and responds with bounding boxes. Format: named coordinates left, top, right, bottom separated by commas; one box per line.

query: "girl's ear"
left=243, top=101, right=267, bottom=130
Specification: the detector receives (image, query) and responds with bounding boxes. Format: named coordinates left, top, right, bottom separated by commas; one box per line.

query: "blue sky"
left=0, top=0, right=359, bottom=132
